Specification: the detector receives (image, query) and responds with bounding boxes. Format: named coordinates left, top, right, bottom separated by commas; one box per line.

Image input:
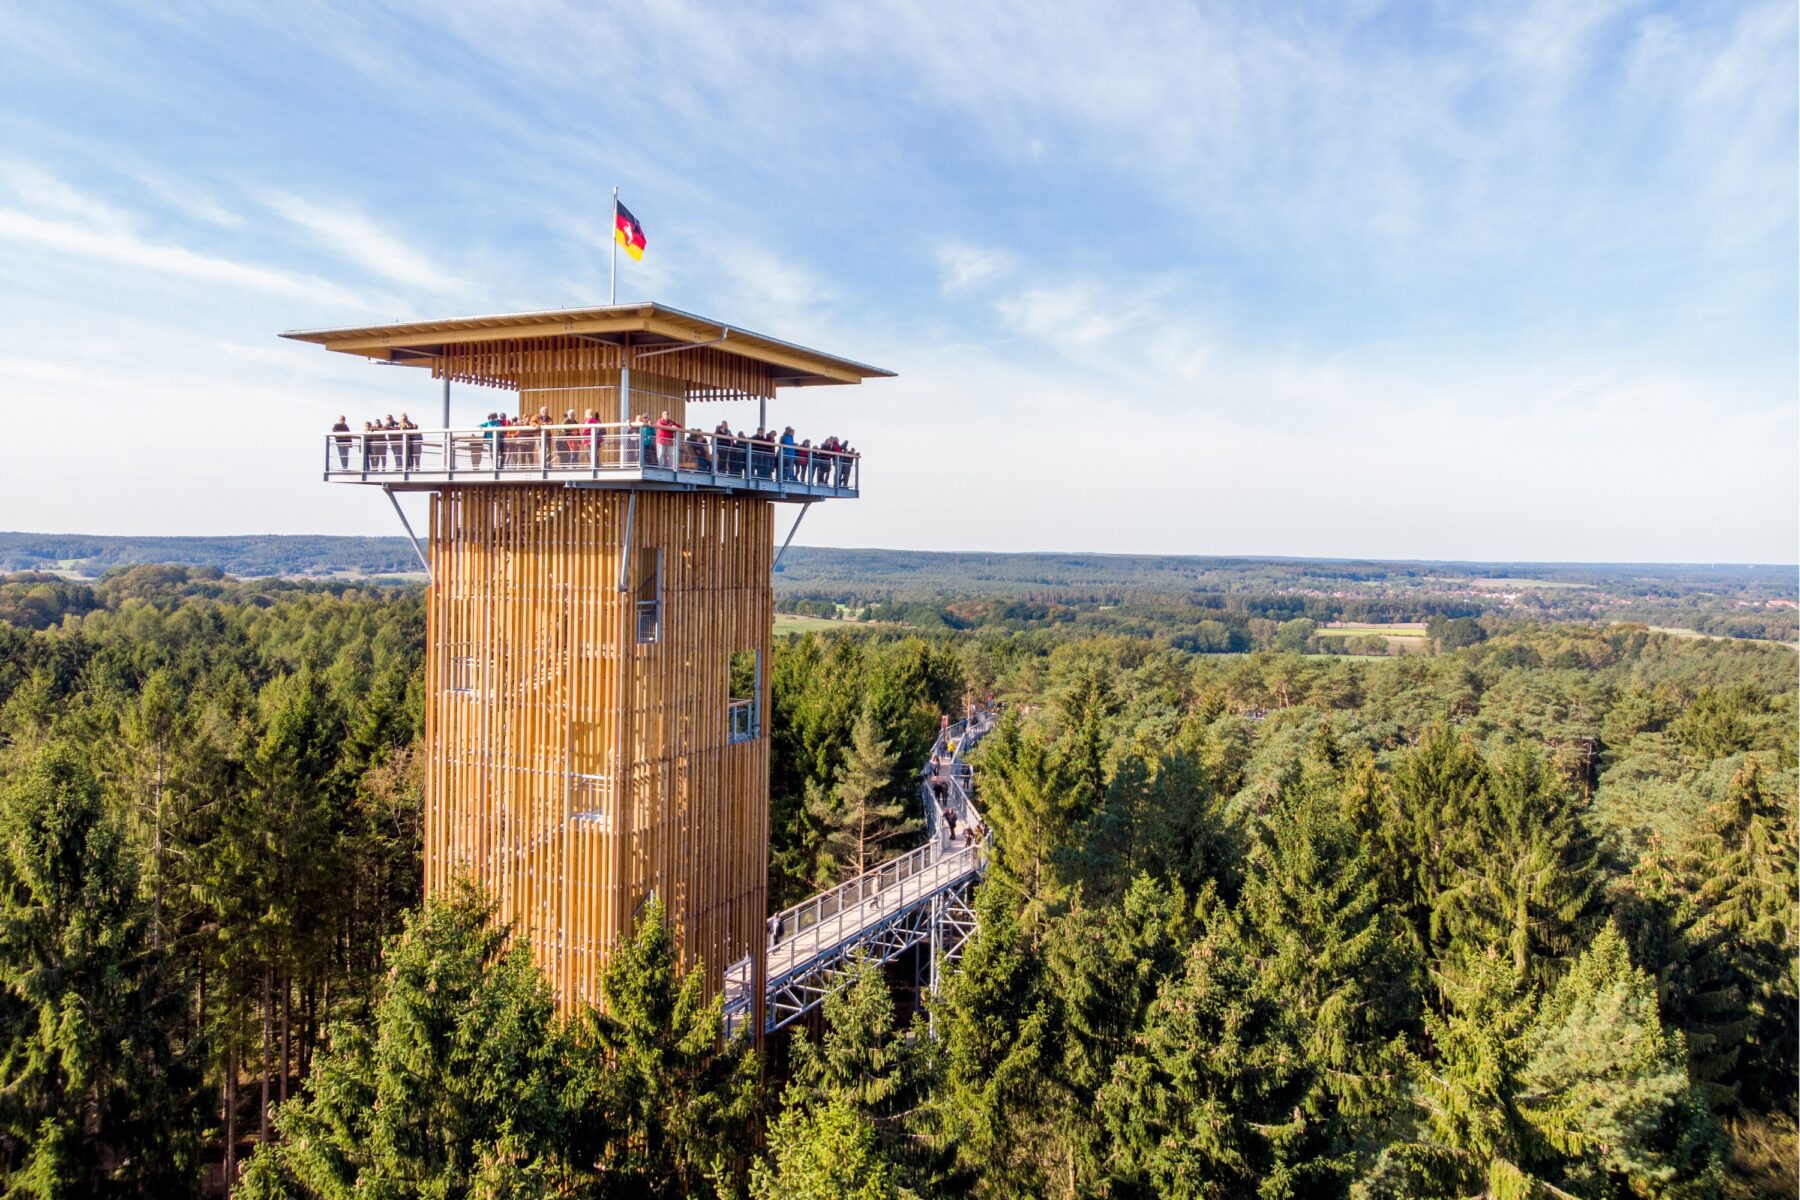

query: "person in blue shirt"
left=779, top=426, right=797, bottom=482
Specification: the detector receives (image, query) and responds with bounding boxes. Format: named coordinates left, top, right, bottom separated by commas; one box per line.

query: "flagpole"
left=609, top=186, right=619, bottom=304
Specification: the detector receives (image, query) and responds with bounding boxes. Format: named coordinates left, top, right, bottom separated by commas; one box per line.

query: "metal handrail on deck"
left=322, top=421, right=860, bottom=492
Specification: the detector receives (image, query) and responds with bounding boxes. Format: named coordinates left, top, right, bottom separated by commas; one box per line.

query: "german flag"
left=614, top=201, right=646, bottom=262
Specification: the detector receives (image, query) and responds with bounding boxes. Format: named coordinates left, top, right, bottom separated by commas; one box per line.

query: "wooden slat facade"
left=433, top=336, right=776, bottom=403
left=425, top=484, right=772, bottom=1027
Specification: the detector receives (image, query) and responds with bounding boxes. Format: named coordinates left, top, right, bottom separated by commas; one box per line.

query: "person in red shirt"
left=655, top=411, right=681, bottom=468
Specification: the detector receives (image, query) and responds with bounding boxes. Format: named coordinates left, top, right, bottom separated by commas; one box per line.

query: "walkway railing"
left=322, top=421, right=860, bottom=496
left=724, top=709, right=996, bottom=1035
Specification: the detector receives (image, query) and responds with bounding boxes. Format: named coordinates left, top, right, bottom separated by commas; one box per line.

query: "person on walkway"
left=836, top=442, right=856, bottom=488
left=364, top=420, right=385, bottom=470
left=655, top=411, right=682, bottom=468
left=559, top=410, right=580, bottom=466
left=686, top=430, right=713, bottom=472
left=331, top=416, right=352, bottom=469
left=779, top=426, right=797, bottom=481
left=583, top=408, right=605, bottom=466
left=749, top=427, right=769, bottom=479
left=400, top=413, right=420, bottom=470
left=769, top=912, right=785, bottom=946
left=472, top=412, right=499, bottom=469
left=381, top=416, right=401, bottom=471
left=634, top=414, right=654, bottom=467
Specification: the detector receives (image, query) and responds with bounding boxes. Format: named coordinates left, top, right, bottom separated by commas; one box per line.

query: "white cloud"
left=0, top=208, right=372, bottom=309
left=936, top=243, right=1017, bottom=295
left=261, top=190, right=471, bottom=297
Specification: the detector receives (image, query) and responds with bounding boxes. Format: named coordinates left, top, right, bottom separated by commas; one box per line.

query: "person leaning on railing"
left=363, top=420, right=385, bottom=470
left=584, top=409, right=604, bottom=465
left=654, top=411, right=681, bottom=468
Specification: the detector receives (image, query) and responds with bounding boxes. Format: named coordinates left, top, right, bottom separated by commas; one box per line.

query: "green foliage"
left=0, top=742, right=199, bottom=1197
left=0, top=565, right=1793, bottom=1197
left=807, top=707, right=916, bottom=884
left=749, top=1099, right=903, bottom=1200
left=582, top=896, right=758, bottom=1197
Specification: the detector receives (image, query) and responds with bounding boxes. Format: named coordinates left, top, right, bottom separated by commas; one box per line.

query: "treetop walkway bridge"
left=724, top=711, right=996, bottom=1036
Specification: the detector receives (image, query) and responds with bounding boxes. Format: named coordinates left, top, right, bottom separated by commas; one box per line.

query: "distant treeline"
left=2, top=534, right=1792, bottom=641
left=0, top=532, right=420, bottom=577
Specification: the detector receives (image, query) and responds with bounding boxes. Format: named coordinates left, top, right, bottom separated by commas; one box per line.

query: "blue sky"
left=0, top=0, right=1793, bottom=562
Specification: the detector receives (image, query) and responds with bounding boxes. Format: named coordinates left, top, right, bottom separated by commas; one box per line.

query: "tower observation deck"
left=286, top=302, right=891, bottom=1032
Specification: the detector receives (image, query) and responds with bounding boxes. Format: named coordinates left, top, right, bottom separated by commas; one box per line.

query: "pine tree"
left=1519, top=923, right=1722, bottom=1197
left=749, top=1098, right=904, bottom=1200
left=0, top=741, right=200, bottom=1197
left=977, top=718, right=1077, bottom=931
left=1435, top=747, right=1597, bottom=990
left=922, top=884, right=1061, bottom=1198
left=239, top=879, right=576, bottom=1198
left=585, top=895, right=759, bottom=1197
left=1237, top=781, right=1412, bottom=1194
left=810, top=707, right=914, bottom=885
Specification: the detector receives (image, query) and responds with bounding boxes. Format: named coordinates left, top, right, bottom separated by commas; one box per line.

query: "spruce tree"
left=977, top=719, right=1077, bottom=931
left=1046, top=873, right=1188, bottom=1190
left=809, top=707, right=913, bottom=885
left=1096, top=905, right=1294, bottom=1199
left=0, top=741, right=199, bottom=1197
left=922, top=884, right=1061, bottom=1198
left=1237, top=781, right=1412, bottom=1193
left=1639, top=760, right=1798, bottom=1111
left=749, top=1098, right=904, bottom=1200
left=1519, top=923, right=1722, bottom=1197
left=585, top=896, right=758, bottom=1197
left=1435, top=747, right=1597, bottom=990
left=1382, top=725, right=1489, bottom=966
left=239, top=880, right=576, bottom=1198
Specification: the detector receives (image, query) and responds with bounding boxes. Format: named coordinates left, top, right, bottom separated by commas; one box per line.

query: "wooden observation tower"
left=285, top=303, right=890, bottom=1030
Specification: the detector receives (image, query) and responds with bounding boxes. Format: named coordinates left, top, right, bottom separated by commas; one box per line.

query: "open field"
left=1315, top=622, right=1428, bottom=637
left=1468, top=577, right=1593, bottom=590
left=773, top=612, right=901, bottom=635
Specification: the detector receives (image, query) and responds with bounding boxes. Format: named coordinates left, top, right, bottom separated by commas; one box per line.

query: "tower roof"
left=281, top=301, right=893, bottom=388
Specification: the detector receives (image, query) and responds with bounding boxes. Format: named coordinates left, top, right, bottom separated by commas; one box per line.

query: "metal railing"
left=727, top=698, right=757, bottom=744
left=323, top=420, right=860, bottom=494
left=721, top=711, right=998, bottom=1033
left=634, top=600, right=660, bottom=643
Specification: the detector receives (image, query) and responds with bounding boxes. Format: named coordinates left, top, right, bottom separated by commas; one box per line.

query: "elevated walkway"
left=724, top=712, right=995, bottom=1035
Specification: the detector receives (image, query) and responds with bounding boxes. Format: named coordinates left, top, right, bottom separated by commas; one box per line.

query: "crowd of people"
left=329, top=409, right=858, bottom=487
left=331, top=414, right=422, bottom=471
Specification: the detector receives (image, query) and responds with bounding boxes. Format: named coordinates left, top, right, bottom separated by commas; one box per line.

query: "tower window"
left=635, top=547, right=661, bottom=643
left=728, top=648, right=759, bottom=743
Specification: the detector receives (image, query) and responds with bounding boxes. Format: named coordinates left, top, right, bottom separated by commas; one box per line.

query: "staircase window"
left=635, top=547, right=661, bottom=643
left=728, top=648, right=758, bottom=743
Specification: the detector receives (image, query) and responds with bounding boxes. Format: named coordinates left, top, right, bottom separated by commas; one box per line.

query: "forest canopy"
left=0, top=564, right=1792, bottom=1197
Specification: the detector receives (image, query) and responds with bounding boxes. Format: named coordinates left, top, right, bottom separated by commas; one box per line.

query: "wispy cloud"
left=936, top=243, right=1017, bottom=296
left=0, top=1, right=1788, bottom=558
left=0, top=207, right=370, bottom=308
left=261, top=190, right=470, bottom=297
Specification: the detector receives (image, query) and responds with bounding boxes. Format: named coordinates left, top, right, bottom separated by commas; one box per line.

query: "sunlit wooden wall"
left=424, top=484, right=772, bottom=1026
